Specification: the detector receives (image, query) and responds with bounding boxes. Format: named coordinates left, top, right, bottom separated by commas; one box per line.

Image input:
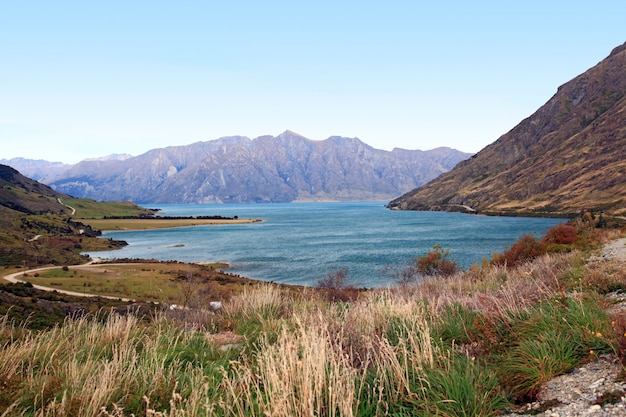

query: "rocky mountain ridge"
left=6, top=131, right=471, bottom=204
left=389, top=42, right=626, bottom=216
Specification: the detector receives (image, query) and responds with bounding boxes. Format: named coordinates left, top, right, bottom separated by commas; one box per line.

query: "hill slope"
left=45, top=131, right=470, bottom=203
left=389, top=42, right=626, bottom=216
left=0, top=164, right=152, bottom=266
left=0, top=164, right=74, bottom=217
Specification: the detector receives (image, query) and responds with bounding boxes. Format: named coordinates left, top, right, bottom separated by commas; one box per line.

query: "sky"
left=1, top=1, right=625, bottom=164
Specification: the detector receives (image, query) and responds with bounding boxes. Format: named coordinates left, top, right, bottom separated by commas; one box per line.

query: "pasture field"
left=20, top=261, right=262, bottom=303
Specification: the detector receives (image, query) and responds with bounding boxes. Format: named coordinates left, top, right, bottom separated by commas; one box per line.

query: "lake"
left=84, top=202, right=567, bottom=287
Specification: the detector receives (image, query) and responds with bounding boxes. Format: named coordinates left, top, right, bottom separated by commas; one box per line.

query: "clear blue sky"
left=1, top=1, right=624, bottom=163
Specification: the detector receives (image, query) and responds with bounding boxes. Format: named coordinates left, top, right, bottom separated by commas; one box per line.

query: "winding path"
left=3, top=262, right=135, bottom=302
left=57, top=198, right=76, bottom=215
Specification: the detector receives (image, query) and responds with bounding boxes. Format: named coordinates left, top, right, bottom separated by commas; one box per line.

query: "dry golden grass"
left=219, top=288, right=438, bottom=417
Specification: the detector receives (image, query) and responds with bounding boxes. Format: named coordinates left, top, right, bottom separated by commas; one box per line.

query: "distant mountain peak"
left=83, top=153, right=134, bottom=162
left=280, top=129, right=305, bottom=137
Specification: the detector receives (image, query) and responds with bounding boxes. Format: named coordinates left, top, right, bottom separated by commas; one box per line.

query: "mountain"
left=82, top=153, right=134, bottom=162
left=44, top=131, right=471, bottom=203
left=389, top=42, right=626, bottom=217
left=0, top=157, right=72, bottom=183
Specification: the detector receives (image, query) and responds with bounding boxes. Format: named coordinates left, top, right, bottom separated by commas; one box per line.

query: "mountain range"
left=389, top=41, right=626, bottom=217
left=2, top=132, right=471, bottom=204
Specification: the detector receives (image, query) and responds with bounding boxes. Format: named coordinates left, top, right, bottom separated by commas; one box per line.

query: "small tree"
left=389, top=245, right=458, bottom=284
left=415, top=245, right=458, bottom=277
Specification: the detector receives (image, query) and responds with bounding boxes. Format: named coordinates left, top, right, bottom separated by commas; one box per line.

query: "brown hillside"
left=0, top=164, right=71, bottom=215
left=389, top=42, right=626, bottom=216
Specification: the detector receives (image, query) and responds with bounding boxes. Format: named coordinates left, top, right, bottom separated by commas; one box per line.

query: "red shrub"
left=542, top=223, right=579, bottom=245
left=491, top=235, right=546, bottom=268
left=415, top=245, right=458, bottom=277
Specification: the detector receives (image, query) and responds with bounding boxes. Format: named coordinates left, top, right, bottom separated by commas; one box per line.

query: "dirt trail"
left=3, top=263, right=136, bottom=302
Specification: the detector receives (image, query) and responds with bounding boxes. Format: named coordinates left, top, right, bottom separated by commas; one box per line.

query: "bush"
left=317, top=267, right=359, bottom=302
left=415, top=245, right=458, bottom=277
left=542, top=223, right=579, bottom=245
left=491, top=235, right=546, bottom=268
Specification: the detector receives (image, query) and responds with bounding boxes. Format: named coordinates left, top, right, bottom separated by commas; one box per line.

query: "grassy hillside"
left=68, top=199, right=156, bottom=219
left=1, top=222, right=625, bottom=416
left=0, top=164, right=155, bottom=267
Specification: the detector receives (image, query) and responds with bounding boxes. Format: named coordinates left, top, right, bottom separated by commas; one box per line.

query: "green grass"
left=67, top=199, right=155, bottom=219
left=402, top=354, right=507, bottom=417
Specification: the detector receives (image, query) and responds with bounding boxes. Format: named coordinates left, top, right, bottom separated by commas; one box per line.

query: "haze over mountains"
left=389, top=41, right=626, bottom=216
left=2, top=132, right=470, bottom=204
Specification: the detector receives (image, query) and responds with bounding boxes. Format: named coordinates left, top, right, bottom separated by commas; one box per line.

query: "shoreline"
left=78, top=217, right=262, bottom=231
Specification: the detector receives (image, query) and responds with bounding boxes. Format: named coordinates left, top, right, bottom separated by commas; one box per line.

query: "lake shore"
left=77, top=217, right=262, bottom=231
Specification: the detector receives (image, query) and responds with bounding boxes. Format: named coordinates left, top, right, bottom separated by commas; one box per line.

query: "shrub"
left=491, top=235, right=546, bottom=268
left=415, top=245, right=458, bottom=277
left=542, top=223, right=579, bottom=245
left=542, top=223, right=580, bottom=253
left=317, top=267, right=359, bottom=302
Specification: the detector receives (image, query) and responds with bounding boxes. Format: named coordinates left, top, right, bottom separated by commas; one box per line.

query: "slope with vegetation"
left=0, top=164, right=154, bottom=267
left=1, top=216, right=625, bottom=416
left=389, top=42, right=626, bottom=216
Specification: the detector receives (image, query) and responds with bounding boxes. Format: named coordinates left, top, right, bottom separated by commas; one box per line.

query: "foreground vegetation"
left=1, top=220, right=625, bottom=416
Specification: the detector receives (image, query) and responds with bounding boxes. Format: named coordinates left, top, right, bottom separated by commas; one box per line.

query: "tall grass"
left=1, top=227, right=624, bottom=416
left=0, top=312, right=229, bottom=416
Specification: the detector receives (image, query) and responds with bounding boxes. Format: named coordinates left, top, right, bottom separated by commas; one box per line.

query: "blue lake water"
left=85, top=202, right=567, bottom=288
